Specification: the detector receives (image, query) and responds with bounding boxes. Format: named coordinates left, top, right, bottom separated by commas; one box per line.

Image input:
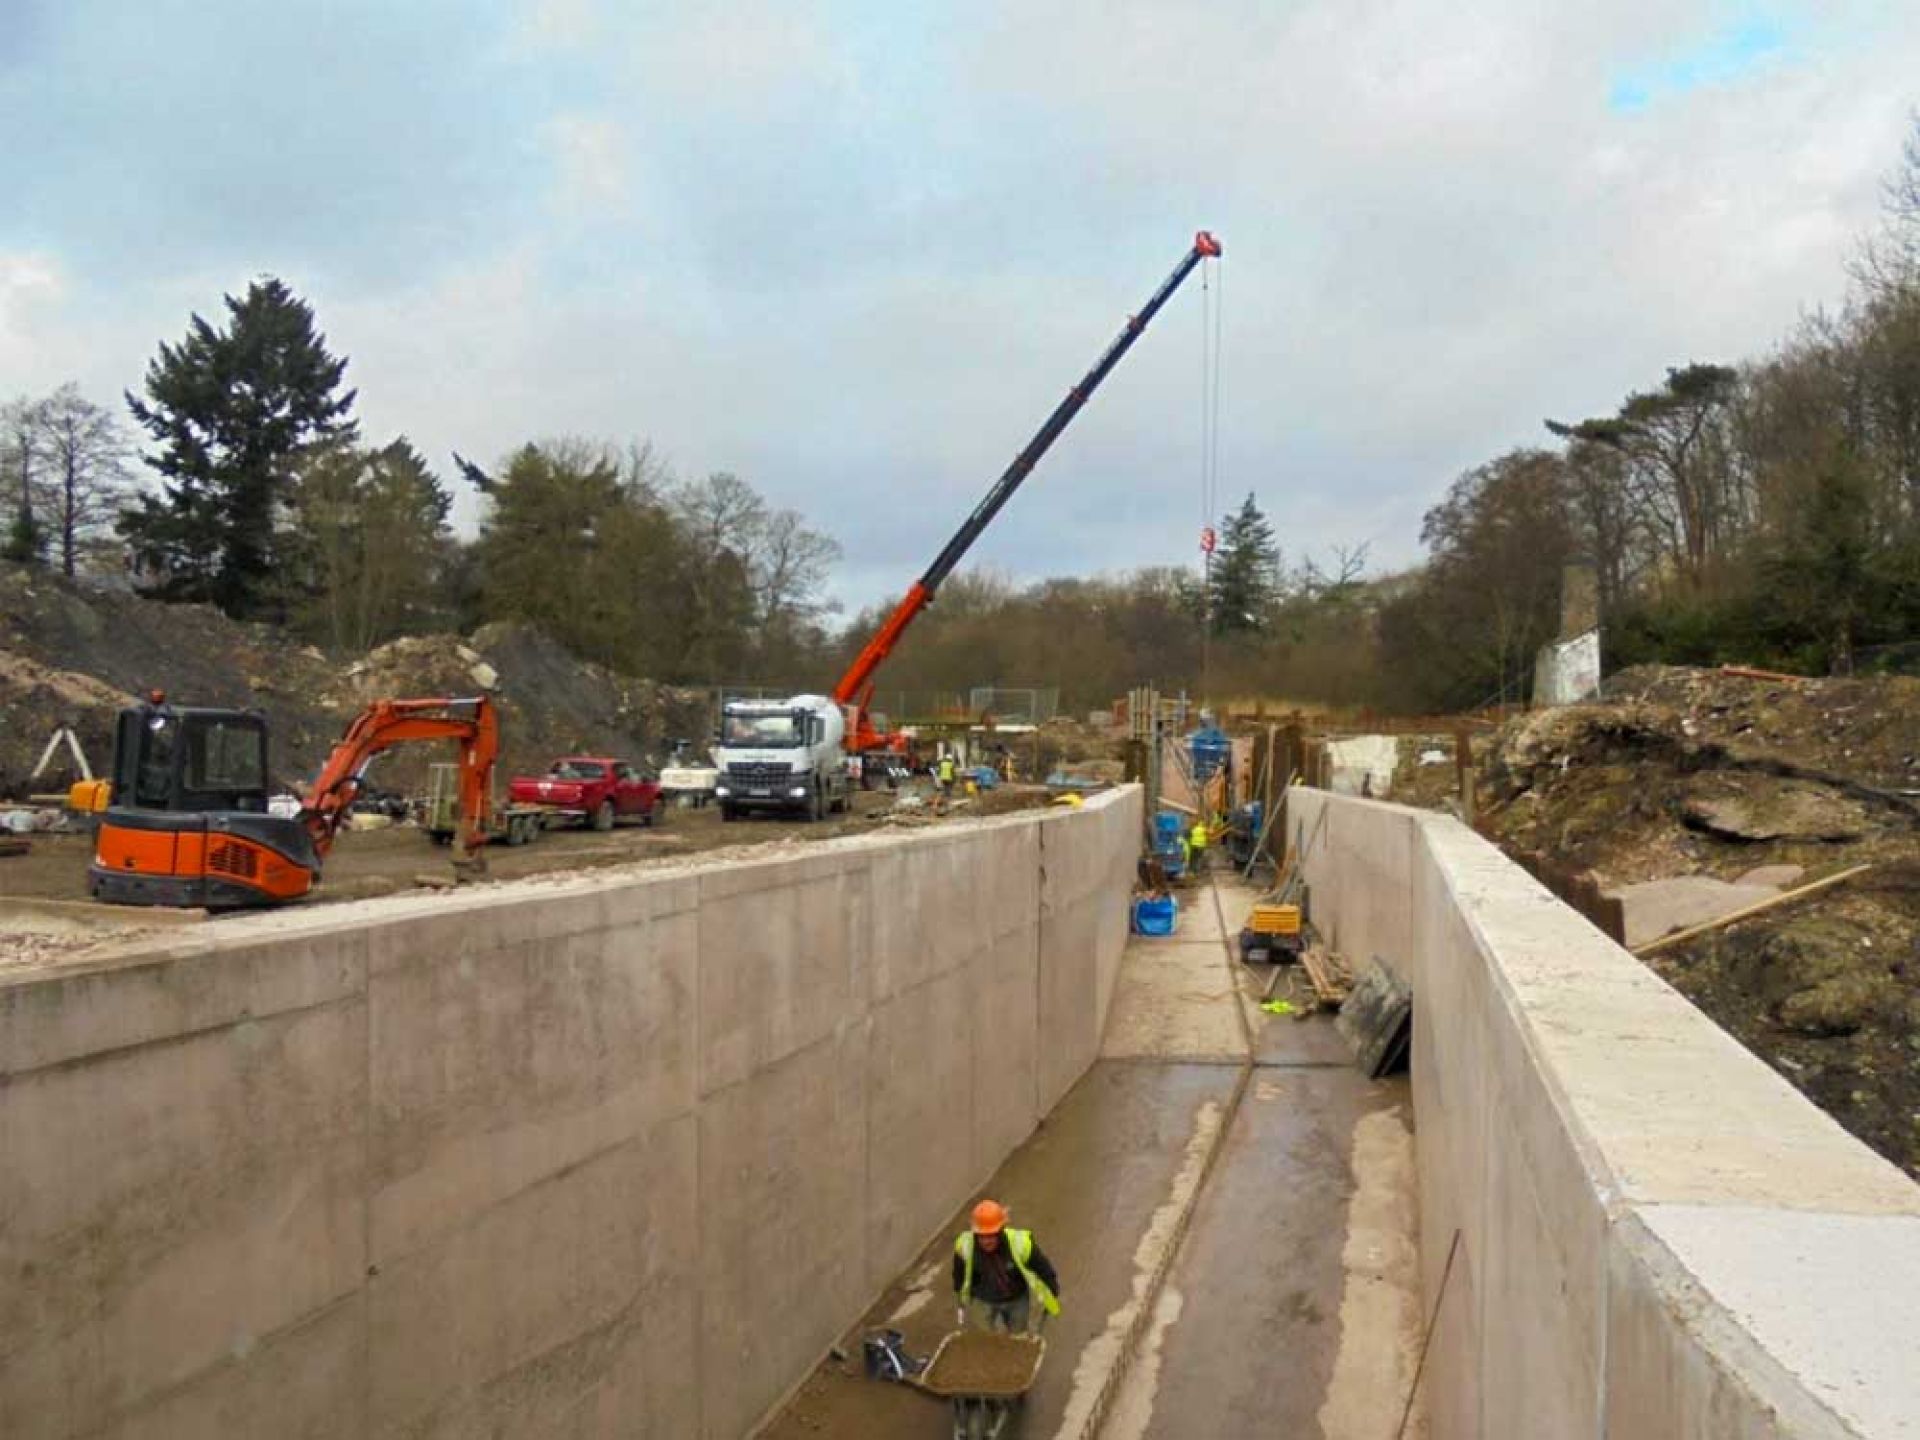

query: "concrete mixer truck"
left=712, top=693, right=852, bottom=822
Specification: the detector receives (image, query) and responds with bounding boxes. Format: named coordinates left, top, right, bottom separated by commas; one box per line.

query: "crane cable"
left=1198, top=250, right=1225, bottom=709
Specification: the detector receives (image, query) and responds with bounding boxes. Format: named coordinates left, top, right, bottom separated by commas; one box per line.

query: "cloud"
left=0, top=253, right=69, bottom=384
left=2, top=0, right=1918, bottom=614
left=542, top=114, right=631, bottom=215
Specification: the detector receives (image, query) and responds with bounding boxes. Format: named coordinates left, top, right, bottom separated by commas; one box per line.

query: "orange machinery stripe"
left=96, top=823, right=193, bottom=876
left=94, top=825, right=312, bottom=901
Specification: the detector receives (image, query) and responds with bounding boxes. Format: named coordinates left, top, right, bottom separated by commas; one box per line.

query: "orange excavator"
left=72, top=693, right=499, bottom=908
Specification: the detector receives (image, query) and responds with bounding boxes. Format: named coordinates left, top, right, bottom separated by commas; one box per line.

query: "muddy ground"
left=1472, top=665, right=1920, bottom=1180
left=0, top=784, right=1061, bottom=970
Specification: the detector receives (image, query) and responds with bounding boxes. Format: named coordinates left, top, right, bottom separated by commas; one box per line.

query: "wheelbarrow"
left=915, top=1321, right=1047, bottom=1440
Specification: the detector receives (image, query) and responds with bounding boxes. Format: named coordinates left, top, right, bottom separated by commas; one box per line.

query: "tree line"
left=827, top=492, right=1378, bottom=714
left=3, top=279, right=841, bottom=688
left=1374, top=116, right=1920, bottom=709
left=10, top=115, right=1916, bottom=713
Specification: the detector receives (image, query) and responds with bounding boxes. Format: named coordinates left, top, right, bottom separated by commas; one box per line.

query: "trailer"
left=425, top=763, right=546, bottom=847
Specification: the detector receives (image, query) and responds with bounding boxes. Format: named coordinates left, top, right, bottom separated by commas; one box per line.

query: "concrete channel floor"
left=758, top=876, right=1424, bottom=1440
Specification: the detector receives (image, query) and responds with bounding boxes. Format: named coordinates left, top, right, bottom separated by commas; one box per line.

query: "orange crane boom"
left=833, top=230, right=1221, bottom=754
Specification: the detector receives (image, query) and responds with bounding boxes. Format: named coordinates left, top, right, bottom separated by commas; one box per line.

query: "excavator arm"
left=832, top=231, right=1221, bottom=745
left=302, top=696, right=499, bottom=864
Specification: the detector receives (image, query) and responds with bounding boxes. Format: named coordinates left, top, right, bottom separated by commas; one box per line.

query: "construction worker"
left=936, top=750, right=957, bottom=797
left=1188, top=817, right=1210, bottom=871
left=953, top=1199, right=1061, bottom=1335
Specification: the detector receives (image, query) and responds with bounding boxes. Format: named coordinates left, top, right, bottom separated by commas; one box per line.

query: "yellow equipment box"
left=1249, top=903, right=1302, bottom=937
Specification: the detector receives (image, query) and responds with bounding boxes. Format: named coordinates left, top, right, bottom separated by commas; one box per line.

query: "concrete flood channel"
left=760, top=879, right=1425, bottom=1440
left=25, top=783, right=1907, bottom=1435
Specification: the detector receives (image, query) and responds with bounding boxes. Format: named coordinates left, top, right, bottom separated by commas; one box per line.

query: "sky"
left=3, top=0, right=1917, bottom=614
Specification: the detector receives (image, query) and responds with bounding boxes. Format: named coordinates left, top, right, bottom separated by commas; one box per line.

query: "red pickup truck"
left=508, top=757, right=662, bottom=832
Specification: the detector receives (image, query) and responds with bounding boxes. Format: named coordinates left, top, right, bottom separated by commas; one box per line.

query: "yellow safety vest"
left=939, top=758, right=956, bottom=781
left=1190, top=822, right=1208, bottom=850
left=955, top=1228, right=1060, bottom=1315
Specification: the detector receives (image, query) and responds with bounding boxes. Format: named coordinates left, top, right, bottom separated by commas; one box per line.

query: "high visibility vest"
left=1191, top=822, right=1209, bottom=850
left=939, top=757, right=956, bottom=781
left=955, top=1228, right=1060, bottom=1316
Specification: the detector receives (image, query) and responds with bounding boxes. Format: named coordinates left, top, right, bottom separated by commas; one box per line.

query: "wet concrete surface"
left=758, top=873, right=1423, bottom=1440
left=758, top=1062, right=1239, bottom=1439
left=1109, top=1070, right=1421, bottom=1438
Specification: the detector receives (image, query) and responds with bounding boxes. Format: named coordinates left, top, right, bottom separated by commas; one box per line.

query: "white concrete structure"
left=1533, top=627, right=1603, bottom=705
left=0, top=790, right=1139, bottom=1440
left=1289, top=790, right=1920, bottom=1439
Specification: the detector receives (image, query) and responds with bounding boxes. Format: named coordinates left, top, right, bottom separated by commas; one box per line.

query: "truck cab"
left=712, top=694, right=851, bottom=821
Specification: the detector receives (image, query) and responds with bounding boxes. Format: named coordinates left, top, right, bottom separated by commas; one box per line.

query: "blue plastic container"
left=1152, top=811, right=1185, bottom=844
left=1132, top=895, right=1178, bottom=936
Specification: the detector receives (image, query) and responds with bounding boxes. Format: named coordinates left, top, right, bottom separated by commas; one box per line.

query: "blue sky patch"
left=1609, top=12, right=1796, bottom=112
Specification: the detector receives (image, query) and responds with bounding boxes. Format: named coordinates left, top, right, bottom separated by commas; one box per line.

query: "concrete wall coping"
left=1291, top=790, right=1920, bottom=1437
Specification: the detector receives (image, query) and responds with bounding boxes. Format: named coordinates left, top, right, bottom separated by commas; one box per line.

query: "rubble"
left=1471, top=664, right=1920, bottom=1179
left=1680, top=778, right=1874, bottom=843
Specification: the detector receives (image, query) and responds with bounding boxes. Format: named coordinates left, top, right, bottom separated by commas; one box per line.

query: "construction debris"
left=1466, top=662, right=1920, bottom=1180
left=1634, top=865, right=1874, bottom=957
left=1299, top=945, right=1353, bottom=1007
left=1337, top=957, right=1413, bottom=1078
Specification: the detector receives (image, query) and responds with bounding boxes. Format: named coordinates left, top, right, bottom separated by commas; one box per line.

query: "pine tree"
left=3, top=395, right=48, bottom=565
left=122, top=278, right=357, bottom=618
left=1207, top=492, right=1280, bottom=634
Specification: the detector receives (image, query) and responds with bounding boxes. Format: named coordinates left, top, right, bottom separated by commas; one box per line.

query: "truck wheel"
left=592, top=800, right=615, bottom=833
left=809, top=782, right=825, bottom=822
left=506, top=816, right=527, bottom=847
left=720, top=804, right=736, bottom=823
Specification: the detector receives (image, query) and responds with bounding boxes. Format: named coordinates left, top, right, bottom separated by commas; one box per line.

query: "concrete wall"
left=1287, top=790, right=1920, bottom=1439
left=0, top=787, right=1140, bottom=1440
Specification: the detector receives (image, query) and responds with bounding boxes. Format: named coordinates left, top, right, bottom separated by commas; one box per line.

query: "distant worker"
left=1189, top=818, right=1210, bottom=870
left=954, top=1199, right=1061, bottom=1334
left=937, top=751, right=957, bottom=796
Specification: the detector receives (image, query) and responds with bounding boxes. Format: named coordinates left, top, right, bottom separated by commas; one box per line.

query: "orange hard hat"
left=971, top=1199, right=1007, bottom=1235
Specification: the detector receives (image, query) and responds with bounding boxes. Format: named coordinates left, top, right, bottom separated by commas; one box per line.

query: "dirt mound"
left=1475, top=665, right=1920, bottom=1179
left=332, top=623, right=712, bottom=789
left=0, top=563, right=713, bottom=800
left=1602, top=663, right=1920, bottom=791
left=0, top=565, right=339, bottom=795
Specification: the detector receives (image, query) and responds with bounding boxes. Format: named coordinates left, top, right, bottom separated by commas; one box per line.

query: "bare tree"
left=670, top=471, right=841, bottom=676
left=1853, top=110, right=1920, bottom=295
left=34, top=384, right=132, bottom=577
left=754, top=507, right=842, bottom=634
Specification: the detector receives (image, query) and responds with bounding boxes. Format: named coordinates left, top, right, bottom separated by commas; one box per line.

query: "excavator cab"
left=87, top=695, right=319, bottom=909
